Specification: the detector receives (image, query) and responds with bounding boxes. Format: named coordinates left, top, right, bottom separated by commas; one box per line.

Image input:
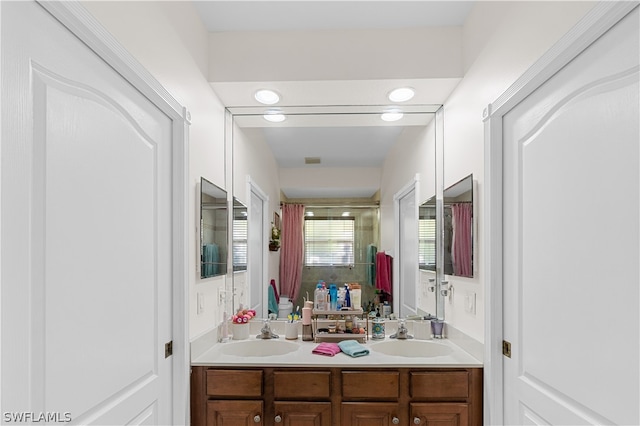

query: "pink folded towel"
left=312, top=342, right=341, bottom=357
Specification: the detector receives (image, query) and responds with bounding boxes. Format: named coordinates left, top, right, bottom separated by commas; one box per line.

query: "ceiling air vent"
left=305, top=157, right=321, bottom=165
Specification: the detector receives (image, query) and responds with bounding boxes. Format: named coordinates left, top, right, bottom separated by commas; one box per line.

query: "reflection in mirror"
left=418, top=196, right=437, bottom=271
left=443, top=174, right=473, bottom=277
left=229, top=104, right=441, bottom=318
left=200, top=178, right=228, bottom=278
left=232, top=198, right=248, bottom=272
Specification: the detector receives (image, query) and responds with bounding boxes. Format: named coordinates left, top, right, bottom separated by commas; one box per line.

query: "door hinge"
left=165, top=340, right=173, bottom=358
left=502, top=340, right=512, bottom=358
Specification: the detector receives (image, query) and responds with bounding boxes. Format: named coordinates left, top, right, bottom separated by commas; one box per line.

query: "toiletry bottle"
left=337, top=286, right=345, bottom=309
left=329, top=284, right=338, bottom=311
left=323, top=283, right=329, bottom=310
left=351, top=284, right=361, bottom=309
left=314, top=283, right=323, bottom=310
left=302, top=300, right=314, bottom=341
left=344, top=284, right=351, bottom=308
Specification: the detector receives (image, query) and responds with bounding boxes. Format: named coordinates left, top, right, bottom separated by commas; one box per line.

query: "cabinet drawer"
left=342, top=371, right=399, bottom=399
left=274, top=371, right=331, bottom=399
left=206, top=369, right=263, bottom=397
left=410, top=371, right=469, bottom=399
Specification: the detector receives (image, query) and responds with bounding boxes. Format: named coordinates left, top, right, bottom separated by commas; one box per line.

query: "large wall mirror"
left=200, top=177, right=228, bottom=278
left=443, top=174, right=474, bottom=278
left=228, top=104, right=442, bottom=317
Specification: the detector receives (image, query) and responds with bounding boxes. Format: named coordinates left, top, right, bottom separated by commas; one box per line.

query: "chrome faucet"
left=390, top=319, right=413, bottom=339
left=256, top=319, right=279, bottom=339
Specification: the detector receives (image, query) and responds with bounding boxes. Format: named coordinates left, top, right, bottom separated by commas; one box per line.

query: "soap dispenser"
left=302, top=300, right=314, bottom=341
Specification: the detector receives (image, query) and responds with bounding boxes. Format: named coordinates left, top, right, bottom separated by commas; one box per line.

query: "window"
left=304, top=217, right=355, bottom=266
left=232, top=218, right=247, bottom=271
left=418, top=216, right=436, bottom=270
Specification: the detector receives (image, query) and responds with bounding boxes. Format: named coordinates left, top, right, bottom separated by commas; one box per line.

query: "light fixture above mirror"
left=254, top=89, right=280, bottom=105
left=388, top=87, right=415, bottom=102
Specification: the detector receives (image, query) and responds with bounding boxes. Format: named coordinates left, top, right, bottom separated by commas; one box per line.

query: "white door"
left=248, top=180, right=268, bottom=318
left=502, top=6, right=639, bottom=425
left=395, top=178, right=419, bottom=318
left=1, top=2, right=176, bottom=424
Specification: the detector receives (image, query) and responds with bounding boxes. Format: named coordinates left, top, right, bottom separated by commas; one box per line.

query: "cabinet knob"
left=253, top=415, right=261, bottom=423
left=274, top=415, right=282, bottom=423
left=414, top=417, right=422, bottom=425
left=392, top=417, right=400, bottom=424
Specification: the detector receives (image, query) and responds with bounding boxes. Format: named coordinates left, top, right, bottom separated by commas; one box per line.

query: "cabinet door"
left=341, top=402, right=402, bottom=426
left=411, top=403, right=469, bottom=426
left=207, top=400, right=263, bottom=426
left=274, top=402, right=331, bottom=426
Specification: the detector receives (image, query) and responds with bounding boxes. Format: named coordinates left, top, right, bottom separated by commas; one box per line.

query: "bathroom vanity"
left=191, top=337, right=482, bottom=426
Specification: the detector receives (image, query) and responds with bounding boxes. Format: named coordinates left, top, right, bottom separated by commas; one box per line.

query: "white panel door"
left=249, top=182, right=268, bottom=318
left=502, top=6, right=639, bottom=425
left=396, top=181, right=419, bottom=318
left=1, top=2, right=173, bottom=424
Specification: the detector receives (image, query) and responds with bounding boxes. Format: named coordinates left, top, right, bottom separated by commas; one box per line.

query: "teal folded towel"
left=338, top=340, right=369, bottom=357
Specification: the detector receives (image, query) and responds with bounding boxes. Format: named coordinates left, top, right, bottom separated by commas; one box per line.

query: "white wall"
left=233, top=126, right=282, bottom=292
left=280, top=167, right=381, bottom=198
left=82, top=1, right=228, bottom=340
left=380, top=124, right=437, bottom=253
left=209, top=27, right=462, bottom=82
left=441, top=1, right=596, bottom=342
left=84, top=0, right=597, bottom=344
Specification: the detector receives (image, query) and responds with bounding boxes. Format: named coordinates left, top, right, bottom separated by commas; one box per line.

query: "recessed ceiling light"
left=254, top=89, right=280, bottom=105
left=388, top=87, right=415, bottom=103
left=263, top=110, right=286, bottom=122
left=381, top=109, right=403, bottom=122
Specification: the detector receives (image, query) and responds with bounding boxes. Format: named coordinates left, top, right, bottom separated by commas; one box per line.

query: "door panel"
left=502, top=6, right=639, bottom=425
left=249, top=184, right=267, bottom=317
left=397, top=183, right=418, bottom=317
left=2, top=1, right=173, bottom=423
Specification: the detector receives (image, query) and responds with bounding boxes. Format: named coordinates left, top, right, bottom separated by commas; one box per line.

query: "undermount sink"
left=219, top=339, right=299, bottom=357
left=371, top=340, right=453, bottom=358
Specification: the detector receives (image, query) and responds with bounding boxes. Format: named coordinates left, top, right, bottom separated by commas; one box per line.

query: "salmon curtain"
left=451, top=203, right=472, bottom=277
left=279, top=204, right=305, bottom=303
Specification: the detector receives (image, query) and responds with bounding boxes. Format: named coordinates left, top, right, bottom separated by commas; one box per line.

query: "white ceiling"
left=193, top=1, right=474, bottom=198
left=194, top=1, right=475, bottom=32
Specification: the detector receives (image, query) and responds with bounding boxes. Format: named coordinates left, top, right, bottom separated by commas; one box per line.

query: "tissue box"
left=413, top=320, right=432, bottom=340
left=232, top=323, right=250, bottom=340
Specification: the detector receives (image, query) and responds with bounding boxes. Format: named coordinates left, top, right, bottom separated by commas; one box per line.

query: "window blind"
left=232, top=219, right=248, bottom=269
left=304, top=217, right=355, bottom=266
left=418, top=217, right=436, bottom=267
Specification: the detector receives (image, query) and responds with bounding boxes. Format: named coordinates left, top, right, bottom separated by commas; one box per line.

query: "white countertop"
left=191, top=336, right=482, bottom=368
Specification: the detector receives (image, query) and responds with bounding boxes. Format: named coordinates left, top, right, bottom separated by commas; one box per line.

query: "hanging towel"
left=269, top=279, right=280, bottom=304
left=375, top=251, right=392, bottom=294
left=202, top=243, right=219, bottom=278
left=338, top=340, right=370, bottom=357
left=366, top=244, right=377, bottom=286
left=268, top=285, right=279, bottom=315
left=312, top=342, right=342, bottom=357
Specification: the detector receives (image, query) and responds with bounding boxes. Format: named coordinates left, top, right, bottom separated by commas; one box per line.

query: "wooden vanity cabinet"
left=191, top=366, right=482, bottom=426
left=272, top=370, right=332, bottom=426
